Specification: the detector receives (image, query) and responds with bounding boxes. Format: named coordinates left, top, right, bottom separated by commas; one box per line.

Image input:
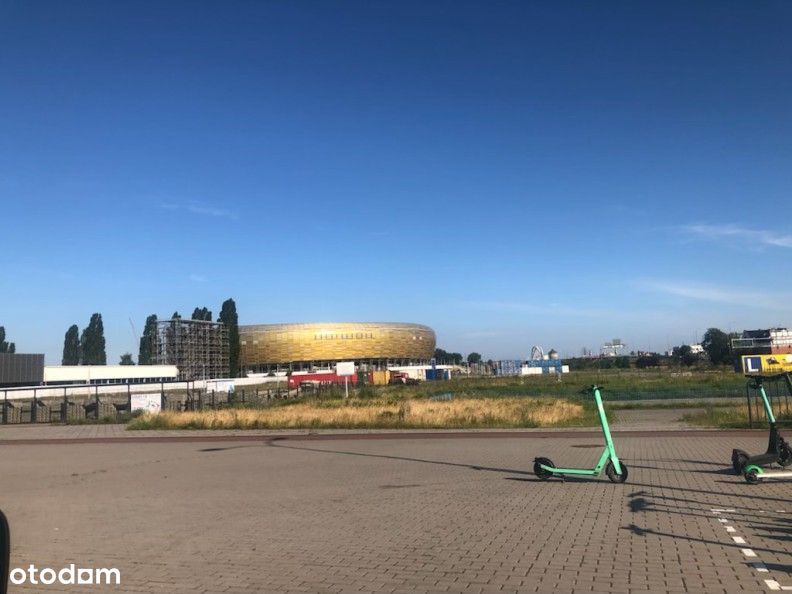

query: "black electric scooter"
left=732, top=373, right=792, bottom=474
left=1, top=509, right=9, bottom=594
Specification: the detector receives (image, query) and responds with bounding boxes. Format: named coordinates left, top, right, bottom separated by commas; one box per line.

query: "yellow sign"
left=742, top=354, right=792, bottom=375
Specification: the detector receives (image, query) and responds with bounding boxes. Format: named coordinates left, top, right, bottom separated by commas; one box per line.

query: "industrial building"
left=43, top=365, right=178, bottom=385
left=0, top=353, right=179, bottom=388
left=239, top=322, right=436, bottom=372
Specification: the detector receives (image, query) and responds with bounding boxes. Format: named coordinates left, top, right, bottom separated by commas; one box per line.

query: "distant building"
left=239, top=322, right=436, bottom=372
left=732, top=328, right=792, bottom=355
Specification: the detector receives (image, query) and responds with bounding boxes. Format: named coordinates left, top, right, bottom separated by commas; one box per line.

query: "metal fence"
left=0, top=381, right=292, bottom=425
left=746, top=374, right=792, bottom=428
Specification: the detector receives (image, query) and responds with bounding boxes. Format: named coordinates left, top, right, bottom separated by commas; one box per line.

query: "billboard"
left=336, top=361, right=355, bottom=377
left=130, top=394, right=162, bottom=413
left=496, top=360, right=522, bottom=376
left=742, top=354, right=792, bottom=375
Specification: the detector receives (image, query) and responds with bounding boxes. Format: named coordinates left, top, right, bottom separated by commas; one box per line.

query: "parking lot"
left=1, top=429, right=790, bottom=593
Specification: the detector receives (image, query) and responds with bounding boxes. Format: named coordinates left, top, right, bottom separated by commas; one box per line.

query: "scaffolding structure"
left=152, top=319, right=229, bottom=380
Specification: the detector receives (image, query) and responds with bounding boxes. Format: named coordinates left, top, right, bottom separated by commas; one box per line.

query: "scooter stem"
left=592, top=385, right=621, bottom=473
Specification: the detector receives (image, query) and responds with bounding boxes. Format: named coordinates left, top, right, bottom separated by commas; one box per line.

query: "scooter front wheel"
left=606, top=460, right=628, bottom=483
left=534, top=457, right=555, bottom=480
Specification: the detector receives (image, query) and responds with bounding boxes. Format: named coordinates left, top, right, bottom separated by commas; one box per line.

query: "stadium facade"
left=239, top=322, right=436, bottom=372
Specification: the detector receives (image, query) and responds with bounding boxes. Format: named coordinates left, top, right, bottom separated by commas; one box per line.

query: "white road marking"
left=753, top=563, right=769, bottom=573
left=710, top=508, right=792, bottom=590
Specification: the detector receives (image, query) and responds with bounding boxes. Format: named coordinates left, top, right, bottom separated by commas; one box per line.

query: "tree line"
left=433, top=348, right=482, bottom=365
left=568, top=327, right=739, bottom=370
left=438, top=327, right=739, bottom=370
left=60, top=298, right=241, bottom=374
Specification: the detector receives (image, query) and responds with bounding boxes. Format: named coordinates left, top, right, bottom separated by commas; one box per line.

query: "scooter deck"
left=748, top=469, right=792, bottom=481
left=542, top=466, right=599, bottom=476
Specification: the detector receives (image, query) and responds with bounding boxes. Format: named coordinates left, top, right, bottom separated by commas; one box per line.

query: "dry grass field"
left=683, top=403, right=792, bottom=428
left=127, top=397, right=586, bottom=430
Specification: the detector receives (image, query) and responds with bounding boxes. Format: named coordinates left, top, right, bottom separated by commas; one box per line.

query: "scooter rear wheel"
left=744, top=468, right=760, bottom=484
left=534, top=457, right=555, bottom=480
left=732, top=450, right=749, bottom=474
left=778, top=443, right=792, bottom=467
left=605, top=460, right=628, bottom=483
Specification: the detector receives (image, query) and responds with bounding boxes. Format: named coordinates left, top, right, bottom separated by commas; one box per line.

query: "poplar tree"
left=0, top=326, right=14, bottom=353
left=80, top=313, right=107, bottom=365
left=62, top=324, right=81, bottom=364
left=191, top=307, right=212, bottom=321
left=218, top=298, right=239, bottom=377
left=138, top=314, right=158, bottom=365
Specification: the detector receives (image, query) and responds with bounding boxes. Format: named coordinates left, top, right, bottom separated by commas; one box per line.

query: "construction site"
left=151, top=318, right=229, bottom=381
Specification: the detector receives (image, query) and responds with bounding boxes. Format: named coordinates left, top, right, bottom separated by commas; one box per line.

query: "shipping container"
left=288, top=371, right=358, bottom=390
left=426, top=369, right=449, bottom=381
left=372, top=370, right=390, bottom=385
left=495, top=360, right=522, bottom=376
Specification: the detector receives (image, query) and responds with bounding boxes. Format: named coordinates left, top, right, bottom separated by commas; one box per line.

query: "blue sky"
left=1, top=1, right=791, bottom=364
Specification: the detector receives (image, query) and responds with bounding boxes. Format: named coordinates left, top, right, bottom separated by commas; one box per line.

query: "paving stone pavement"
left=1, top=432, right=790, bottom=593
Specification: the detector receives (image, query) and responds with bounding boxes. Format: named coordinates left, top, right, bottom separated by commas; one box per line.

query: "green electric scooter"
left=534, top=385, right=628, bottom=483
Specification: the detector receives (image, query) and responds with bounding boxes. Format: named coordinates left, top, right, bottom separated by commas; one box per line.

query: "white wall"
left=44, top=365, right=179, bottom=383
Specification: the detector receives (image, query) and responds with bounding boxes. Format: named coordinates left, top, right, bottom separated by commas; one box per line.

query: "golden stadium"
left=239, top=322, right=436, bottom=370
